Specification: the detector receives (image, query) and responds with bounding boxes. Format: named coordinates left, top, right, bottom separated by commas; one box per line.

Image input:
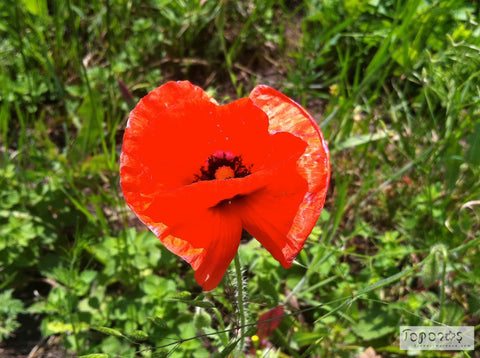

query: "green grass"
left=1, top=0, right=479, bottom=357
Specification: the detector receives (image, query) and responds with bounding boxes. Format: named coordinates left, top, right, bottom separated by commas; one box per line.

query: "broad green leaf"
left=46, top=321, right=89, bottom=334
left=440, top=302, right=466, bottom=325
left=292, top=331, right=324, bottom=347
left=125, top=330, right=148, bottom=342
left=194, top=311, right=212, bottom=330
left=148, top=315, right=169, bottom=329
left=352, top=304, right=399, bottom=340
left=91, top=326, right=124, bottom=338
left=22, top=0, right=48, bottom=17
left=422, top=250, right=442, bottom=287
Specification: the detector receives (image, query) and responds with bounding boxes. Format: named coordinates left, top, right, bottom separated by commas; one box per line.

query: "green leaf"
left=440, top=302, right=465, bottom=325
left=91, top=326, right=124, bottom=338
left=70, top=90, right=104, bottom=161
left=141, top=275, right=175, bottom=297
left=169, top=295, right=214, bottom=308
left=21, top=0, right=48, bottom=17
left=335, top=131, right=391, bottom=151
left=293, top=331, right=324, bottom=347
left=0, top=289, right=24, bottom=341
left=176, top=299, right=215, bottom=309
left=79, top=355, right=109, bottom=358
left=46, top=321, right=89, bottom=334
left=148, top=315, right=169, bottom=329
left=194, top=311, right=212, bottom=330
left=422, top=251, right=442, bottom=287
left=352, top=304, right=399, bottom=340
left=213, top=339, right=239, bottom=358
left=125, top=330, right=148, bottom=342
left=172, top=291, right=192, bottom=299
left=466, top=122, right=480, bottom=165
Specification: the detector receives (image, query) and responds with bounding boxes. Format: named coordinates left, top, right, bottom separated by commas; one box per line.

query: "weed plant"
left=0, top=0, right=479, bottom=357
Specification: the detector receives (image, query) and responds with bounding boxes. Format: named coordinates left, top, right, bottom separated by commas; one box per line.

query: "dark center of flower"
left=195, top=150, right=251, bottom=182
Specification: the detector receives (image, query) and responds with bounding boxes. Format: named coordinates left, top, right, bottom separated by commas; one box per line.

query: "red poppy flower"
left=120, top=81, right=330, bottom=290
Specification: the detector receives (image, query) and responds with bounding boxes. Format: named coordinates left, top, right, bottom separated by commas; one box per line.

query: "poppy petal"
left=120, top=81, right=218, bottom=215
left=121, top=85, right=272, bottom=193
left=240, top=154, right=308, bottom=267
left=163, top=206, right=243, bottom=291
left=249, top=85, right=330, bottom=242
left=140, top=137, right=305, bottom=285
left=120, top=82, right=273, bottom=240
left=142, top=132, right=306, bottom=230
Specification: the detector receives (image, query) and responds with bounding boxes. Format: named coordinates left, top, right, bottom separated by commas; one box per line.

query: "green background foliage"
left=0, top=0, right=479, bottom=357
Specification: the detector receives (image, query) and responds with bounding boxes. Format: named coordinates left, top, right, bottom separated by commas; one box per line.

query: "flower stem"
left=234, top=253, right=246, bottom=355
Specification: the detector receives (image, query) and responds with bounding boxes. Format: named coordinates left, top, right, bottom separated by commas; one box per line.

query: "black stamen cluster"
left=195, top=153, right=251, bottom=181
